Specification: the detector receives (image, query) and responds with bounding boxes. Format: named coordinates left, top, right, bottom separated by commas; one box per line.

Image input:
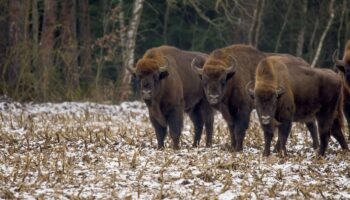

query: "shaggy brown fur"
left=132, top=45, right=214, bottom=149
left=136, top=50, right=168, bottom=75
left=197, top=44, right=266, bottom=151
left=253, top=56, right=348, bottom=156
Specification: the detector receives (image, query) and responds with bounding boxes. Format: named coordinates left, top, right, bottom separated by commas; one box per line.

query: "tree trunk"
left=32, top=0, right=39, bottom=72
left=0, top=0, right=8, bottom=93
left=60, top=0, right=79, bottom=99
left=274, top=1, right=293, bottom=52
left=311, top=0, right=335, bottom=68
left=295, top=0, right=307, bottom=57
left=40, top=0, right=57, bottom=101
left=77, top=0, right=92, bottom=80
left=118, top=0, right=145, bottom=102
left=249, top=0, right=265, bottom=47
left=163, top=0, right=170, bottom=44
left=308, top=18, right=319, bottom=62
left=8, top=0, right=22, bottom=85
left=8, top=0, right=30, bottom=98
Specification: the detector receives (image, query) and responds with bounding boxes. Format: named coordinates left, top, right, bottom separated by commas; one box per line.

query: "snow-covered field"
left=0, top=101, right=349, bottom=199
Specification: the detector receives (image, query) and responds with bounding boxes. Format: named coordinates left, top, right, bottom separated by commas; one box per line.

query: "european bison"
left=332, top=41, right=350, bottom=140
left=248, top=55, right=348, bottom=156
left=192, top=44, right=319, bottom=151
left=191, top=45, right=264, bottom=151
left=127, top=45, right=214, bottom=149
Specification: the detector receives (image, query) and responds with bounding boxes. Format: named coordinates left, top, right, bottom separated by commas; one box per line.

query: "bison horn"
left=159, top=56, right=170, bottom=72
left=191, top=56, right=204, bottom=75
left=227, top=55, right=237, bottom=72
left=332, top=49, right=345, bottom=67
left=245, top=81, right=255, bottom=99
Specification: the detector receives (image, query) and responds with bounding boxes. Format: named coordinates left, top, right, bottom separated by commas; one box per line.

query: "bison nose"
left=261, top=115, right=271, bottom=125
left=141, top=90, right=152, bottom=100
left=208, top=94, right=220, bottom=104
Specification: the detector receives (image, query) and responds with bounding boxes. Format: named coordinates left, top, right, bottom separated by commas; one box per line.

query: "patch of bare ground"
left=0, top=101, right=349, bottom=199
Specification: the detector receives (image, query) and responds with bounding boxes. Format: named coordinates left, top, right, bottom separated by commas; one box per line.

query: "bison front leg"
left=228, top=124, right=236, bottom=151
left=306, top=121, right=319, bottom=149
left=203, top=107, right=214, bottom=147
left=233, top=112, right=250, bottom=152
left=276, top=121, right=292, bottom=157
left=150, top=116, right=167, bottom=149
left=263, top=127, right=274, bottom=156
left=168, top=107, right=184, bottom=150
left=200, top=99, right=214, bottom=147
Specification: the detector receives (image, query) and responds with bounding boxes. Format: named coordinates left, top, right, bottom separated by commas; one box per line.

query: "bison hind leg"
left=331, top=118, right=348, bottom=150
left=306, top=121, right=319, bottom=150
left=344, top=103, right=350, bottom=140
left=189, top=108, right=204, bottom=148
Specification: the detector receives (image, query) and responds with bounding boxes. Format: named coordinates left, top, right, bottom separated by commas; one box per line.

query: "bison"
left=332, top=41, right=350, bottom=140
left=247, top=55, right=348, bottom=156
left=127, top=45, right=214, bottom=149
left=191, top=44, right=319, bottom=151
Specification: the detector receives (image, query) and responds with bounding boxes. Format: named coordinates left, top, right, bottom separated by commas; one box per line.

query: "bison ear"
left=225, top=69, right=235, bottom=81
left=159, top=71, right=169, bottom=80
left=276, top=86, right=285, bottom=99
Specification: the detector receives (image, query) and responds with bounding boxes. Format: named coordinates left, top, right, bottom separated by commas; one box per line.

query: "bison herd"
left=127, top=42, right=350, bottom=157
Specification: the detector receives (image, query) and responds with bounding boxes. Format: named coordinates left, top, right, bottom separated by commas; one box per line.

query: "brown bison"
left=248, top=55, right=348, bottom=156
left=127, top=45, right=214, bottom=149
left=191, top=44, right=319, bottom=151
left=332, top=40, right=350, bottom=140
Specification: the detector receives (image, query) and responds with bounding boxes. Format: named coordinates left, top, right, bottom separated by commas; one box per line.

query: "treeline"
left=0, top=0, right=349, bottom=102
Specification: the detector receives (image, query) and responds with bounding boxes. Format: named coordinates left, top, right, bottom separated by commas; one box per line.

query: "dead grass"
left=0, top=101, right=349, bottom=199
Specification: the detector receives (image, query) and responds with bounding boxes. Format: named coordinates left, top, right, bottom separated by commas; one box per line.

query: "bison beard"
left=250, top=56, right=348, bottom=156
left=129, top=45, right=214, bottom=149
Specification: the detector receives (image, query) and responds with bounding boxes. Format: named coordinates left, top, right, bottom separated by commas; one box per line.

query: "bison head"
left=127, top=57, right=169, bottom=101
left=247, top=81, right=284, bottom=125
left=192, top=56, right=236, bottom=105
left=333, top=49, right=350, bottom=84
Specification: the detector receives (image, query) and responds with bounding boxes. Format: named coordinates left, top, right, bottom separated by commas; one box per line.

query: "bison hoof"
left=205, top=143, right=212, bottom=148
left=263, top=151, right=270, bottom=157
left=192, top=142, right=199, bottom=148
left=157, top=146, right=165, bottom=150
left=312, top=143, right=319, bottom=150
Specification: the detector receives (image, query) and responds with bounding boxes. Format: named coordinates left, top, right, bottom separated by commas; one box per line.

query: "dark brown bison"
left=127, top=45, right=214, bottom=149
left=191, top=45, right=261, bottom=151
left=248, top=55, right=348, bottom=156
left=333, top=41, right=350, bottom=140
left=191, top=44, right=319, bottom=151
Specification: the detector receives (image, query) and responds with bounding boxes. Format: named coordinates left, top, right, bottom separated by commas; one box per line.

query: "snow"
left=0, top=100, right=349, bottom=199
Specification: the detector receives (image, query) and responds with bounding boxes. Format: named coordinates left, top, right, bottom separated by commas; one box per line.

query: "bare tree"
left=0, top=0, right=8, bottom=92
left=311, top=0, right=335, bottom=68
left=77, top=0, right=92, bottom=79
left=39, top=0, right=57, bottom=100
left=60, top=0, right=79, bottom=99
left=296, top=0, right=307, bottom=57
left=274, top=1, right=293, bottom=52
left=118, top=0, right=145, bottom=102
left=249, top=0, right=265, bottom=47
